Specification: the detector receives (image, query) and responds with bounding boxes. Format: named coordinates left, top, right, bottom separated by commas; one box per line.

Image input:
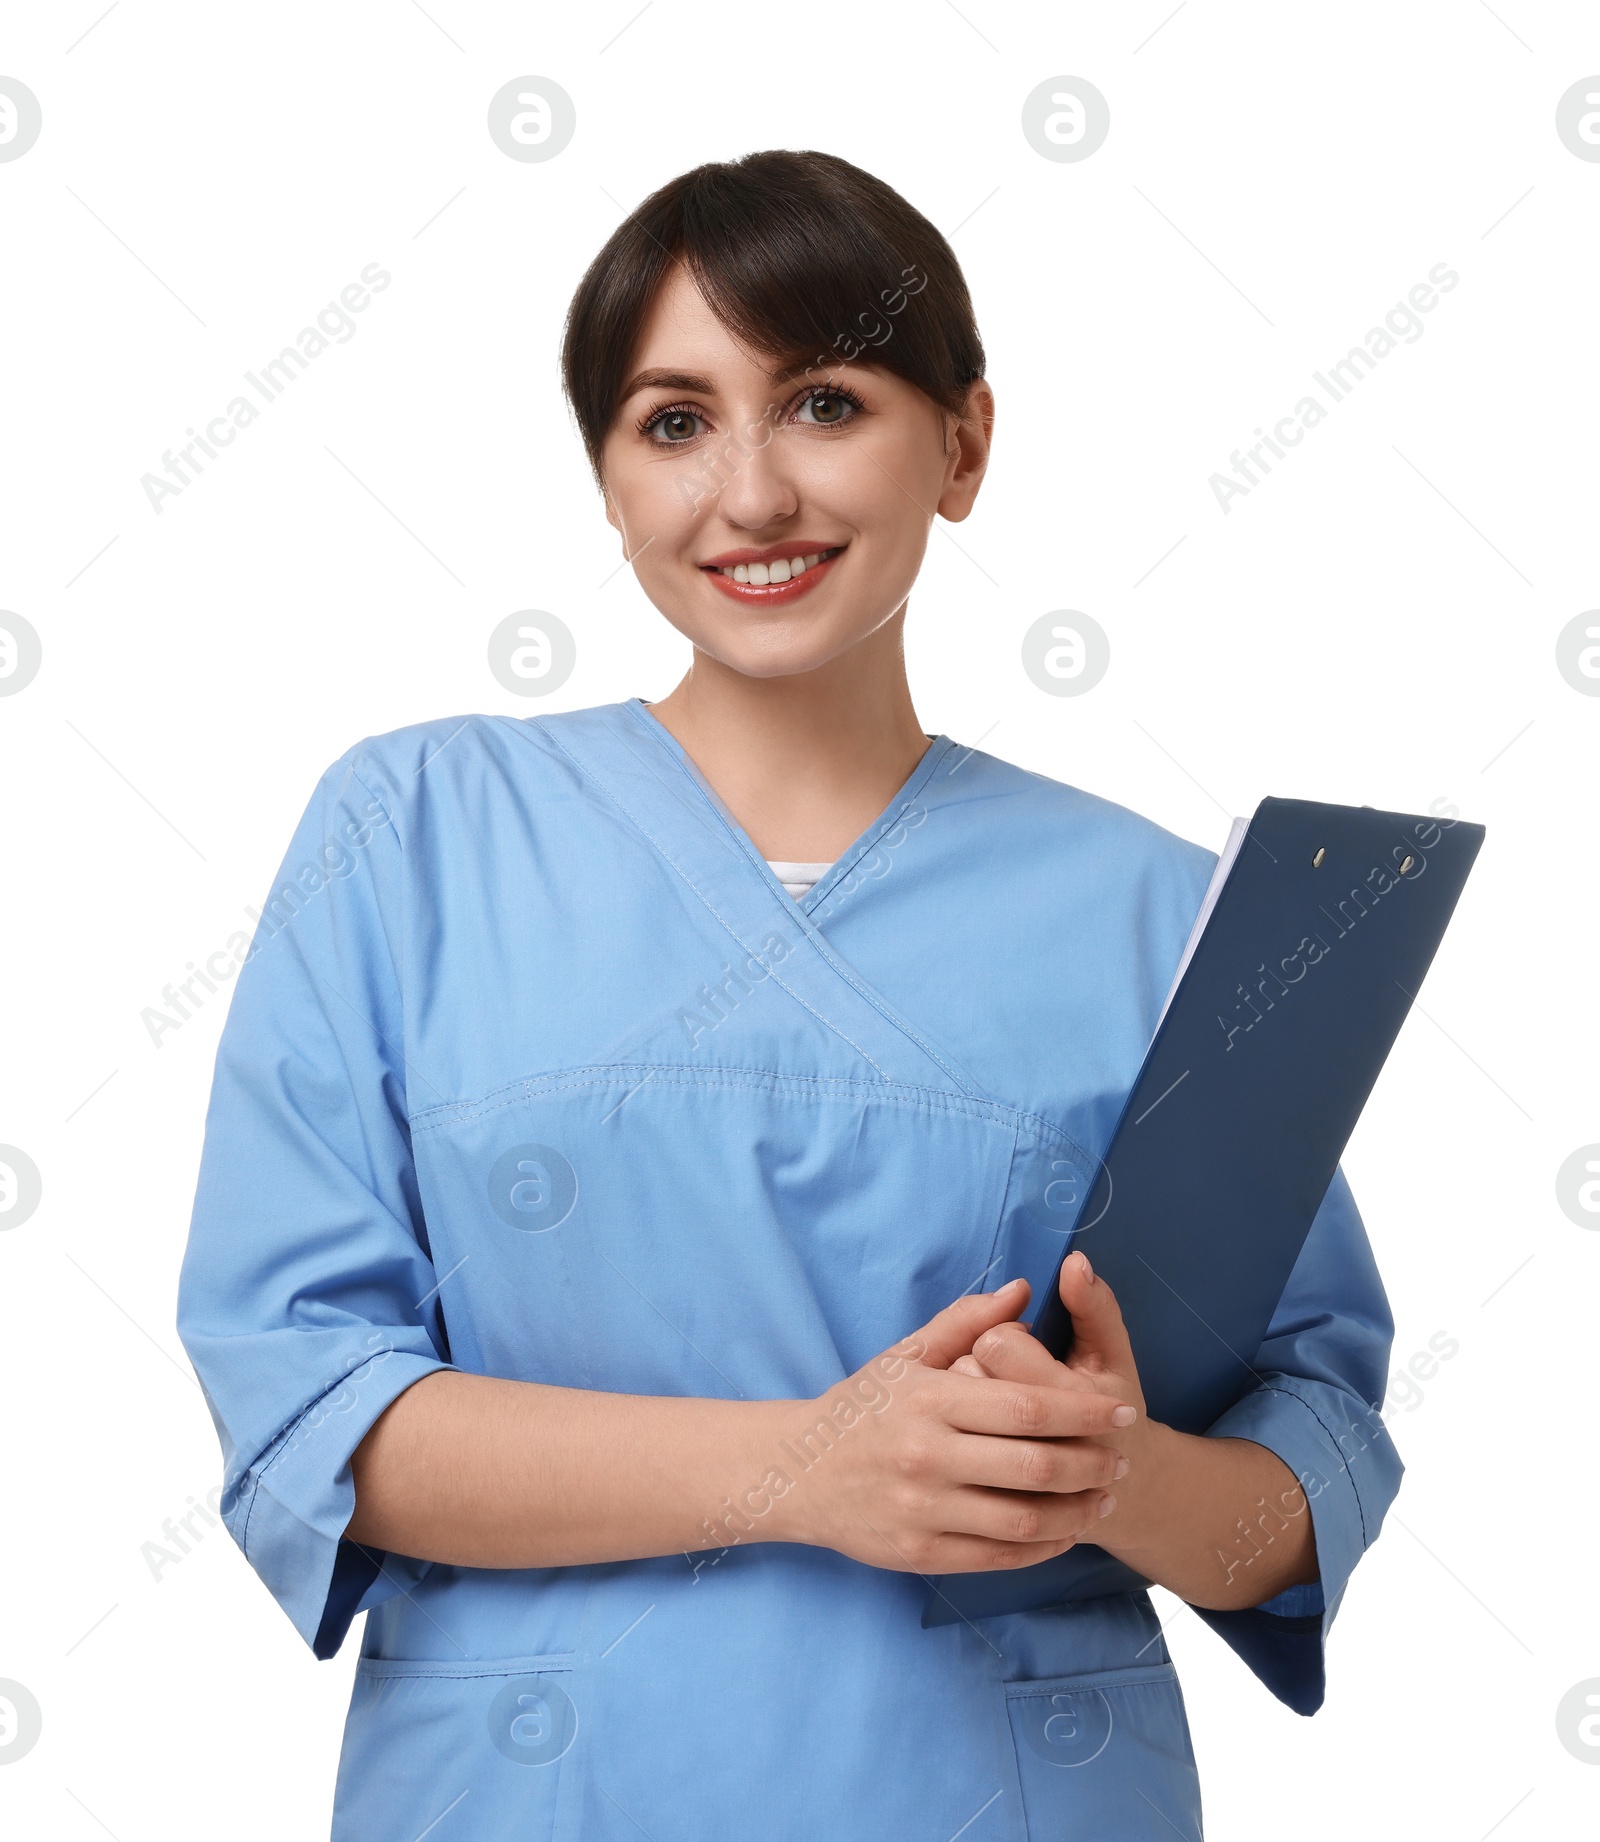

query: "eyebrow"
left=617, top=368, right=713, bottom=400
left=617, top=358, right=858, bottom=401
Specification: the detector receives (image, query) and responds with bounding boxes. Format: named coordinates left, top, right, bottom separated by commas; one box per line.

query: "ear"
left=936, top=379, right=995, bottom=524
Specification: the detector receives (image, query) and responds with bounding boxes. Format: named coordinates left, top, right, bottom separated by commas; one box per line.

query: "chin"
left=681, top=612, right=885, bottom=681
left=697, top=639, right=857, bottom=681
left=645, top=565, right=913, bottom=681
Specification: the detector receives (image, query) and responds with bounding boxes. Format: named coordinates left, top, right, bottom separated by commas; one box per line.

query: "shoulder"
left=309, top=706, right=621, bottom=830
left=943, top=744, right=1218, bottom=898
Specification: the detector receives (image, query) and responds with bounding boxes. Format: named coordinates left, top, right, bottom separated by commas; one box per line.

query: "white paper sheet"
left=1153, top=815, right=1248, bottom=1036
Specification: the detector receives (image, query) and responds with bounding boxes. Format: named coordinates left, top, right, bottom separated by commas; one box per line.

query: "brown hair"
left=560, top=149, right=986, bottom=483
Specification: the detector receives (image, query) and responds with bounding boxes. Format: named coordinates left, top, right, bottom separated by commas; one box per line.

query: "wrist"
left=694, top=1398, right=814, bottom=1553
left=750, top=1395, right=837, bottom=1548
left=1090, top=1413, right=1184, bottom=1563
left=727, top=1388, right=877, bottom=1551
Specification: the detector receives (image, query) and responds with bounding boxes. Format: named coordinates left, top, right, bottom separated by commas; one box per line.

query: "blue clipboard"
left=922, top=796, right=1484, bottom=1632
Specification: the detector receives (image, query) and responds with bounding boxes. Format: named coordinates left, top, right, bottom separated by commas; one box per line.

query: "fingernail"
left=1113, top=1456, right=1130, bottom=1480
left=993, top=1277, right=1024, bottom=1295
left=1098, top=1494, right=1116, bottom=1518
left=1111, top=1404, right=1136, bottom=1427
left=1076, top=1251, right=1094, bottom=1283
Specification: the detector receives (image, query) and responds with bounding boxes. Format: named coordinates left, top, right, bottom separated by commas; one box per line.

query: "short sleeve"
left=176, top=748, right=453, bottom=1658
left=1190, top=1166, right=1403, bottom=1714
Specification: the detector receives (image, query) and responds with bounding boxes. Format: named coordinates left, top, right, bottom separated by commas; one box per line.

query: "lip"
left=700, top=540, right=844, bottom=568
left=701, top=542, right=846, bottom=608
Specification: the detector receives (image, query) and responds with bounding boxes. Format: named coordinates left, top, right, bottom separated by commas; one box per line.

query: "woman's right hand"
left=762, top=1278, right=1136, bottom=1575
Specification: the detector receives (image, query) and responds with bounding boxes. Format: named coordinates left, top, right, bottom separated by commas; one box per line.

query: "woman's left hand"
left=950, top=1245, right=1163, bottom=1532
left=951, top=1250, right=1152, bottom=1478
left=955, top=1249, right=1324, bottom=1609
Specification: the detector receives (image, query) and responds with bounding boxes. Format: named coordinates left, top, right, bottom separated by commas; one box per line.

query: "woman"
left=178, top=150, right=1401, bottom=1840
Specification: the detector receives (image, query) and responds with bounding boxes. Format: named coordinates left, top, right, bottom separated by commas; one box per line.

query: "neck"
left=647, top=613, right=930, bottom=862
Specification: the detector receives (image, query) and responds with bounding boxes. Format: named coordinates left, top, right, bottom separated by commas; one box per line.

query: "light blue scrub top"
left=177, top=700, right=1402, bottom=1842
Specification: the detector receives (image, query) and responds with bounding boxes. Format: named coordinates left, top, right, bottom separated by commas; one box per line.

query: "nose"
left=708, top=413, right=800, bottom=531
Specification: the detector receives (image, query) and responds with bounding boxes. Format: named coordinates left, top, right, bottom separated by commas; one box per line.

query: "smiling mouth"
left=700, top=544, right=846, bottom=605
left=704, top=545, right=844, bottom=585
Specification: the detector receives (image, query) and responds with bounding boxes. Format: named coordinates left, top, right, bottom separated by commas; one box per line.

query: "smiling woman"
left=177, top=148, right=1402, bottom=1842
left=590, top=257, right=991, bottom=791
left=551, top=151, right=997, bottom=860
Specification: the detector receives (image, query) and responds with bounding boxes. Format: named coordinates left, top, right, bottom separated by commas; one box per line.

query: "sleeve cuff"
left=1253, top=1579, right=1325, bottom=1618
left=224, top=1349, right=452, bottom=1657
left=1192, top=1372, right=1403, bottom=1714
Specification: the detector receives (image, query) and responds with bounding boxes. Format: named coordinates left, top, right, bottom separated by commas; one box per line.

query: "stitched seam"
left=800, top=795, right=925, bottom=909
left=1251, top=1382, right=1373, bottom=1551
left=237, top=1471, right=260, bottom=1559
left=236, top=1405, right=313, bottom=1561
left=342, top=758, right=419, bottom=1128
left=356, top=1657, right=576, bottom=1682
left=797, top=739, right=955, bottom=909
left=1003, top=1664, right=1177, bottom=1697
left=262, top=1354, right=393, bottom=1474
left=345, top=759, right=407, bottom=860
left=531, top=716, right=899, bottom=1083
left=1011, top=1107, right=1104, bottom=1182
left=562, top=709, right=987, bottom=1097
left=412, top=1060, right=1006, bottom=1117
left=641, top=704, right=956, bottom=912
left=410, top=1063, right=1020, bottom=1135
left=239, top=1355, right=403, bottom=1561
left=981, top=1115, right=1027, bottom=1293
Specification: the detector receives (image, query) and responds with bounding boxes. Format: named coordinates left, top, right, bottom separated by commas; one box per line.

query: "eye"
left=640, top=403, right=708, bottom=444
left=793, top=388, right=862, bottom=427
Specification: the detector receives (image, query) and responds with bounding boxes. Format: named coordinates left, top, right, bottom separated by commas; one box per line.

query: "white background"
left=2, top=1, right=1597, bottom=1836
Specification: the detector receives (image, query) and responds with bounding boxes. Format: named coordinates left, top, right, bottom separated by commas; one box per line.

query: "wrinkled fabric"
left=177, top=700, right=1401, bottom=1841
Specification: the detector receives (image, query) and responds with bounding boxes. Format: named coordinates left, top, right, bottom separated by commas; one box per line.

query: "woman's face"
left=599, top=267, right=992, bottom=680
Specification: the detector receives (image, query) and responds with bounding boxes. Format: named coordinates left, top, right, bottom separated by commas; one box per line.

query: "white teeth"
left=719, top=548, right=837, bottom=583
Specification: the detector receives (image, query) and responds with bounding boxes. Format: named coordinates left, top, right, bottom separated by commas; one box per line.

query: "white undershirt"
left=766, top=860, right=833, bottom=900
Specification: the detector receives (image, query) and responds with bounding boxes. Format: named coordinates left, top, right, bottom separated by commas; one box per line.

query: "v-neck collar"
left=620, top=696, right=958, bottom=918
left=517, top=700, right=988, bottom=1100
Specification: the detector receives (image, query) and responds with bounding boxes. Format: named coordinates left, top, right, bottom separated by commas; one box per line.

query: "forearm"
left=343, top=1285, right=1140, bottom=1579
left=346, top=1370, right=800, bottom=1569
left=1092, top=1419, right=1318, bottom=1611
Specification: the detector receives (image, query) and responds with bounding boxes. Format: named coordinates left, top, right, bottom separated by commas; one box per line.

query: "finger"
left=943, top=1375, right=1138, bottom=1440
left=905, top=1277, right=1031, bottom=1371
left=1056, top=1249, right=1135, bottom=1374
left=916, top=1533, right=1081, bottom=1577
left=970, top=1322, right=1099, bottom=1392
left=946, top=1430, right=1127, bottom=1495
left=937, top=1483, right=1117, bottom=1547
left=948, top=1354, right=987, bottom=1378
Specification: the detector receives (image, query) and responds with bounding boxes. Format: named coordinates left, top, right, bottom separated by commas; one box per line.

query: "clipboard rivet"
left=1399, top=854, right=1413, bottom=875
left=1312, top=846, right=1325, bottom=867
